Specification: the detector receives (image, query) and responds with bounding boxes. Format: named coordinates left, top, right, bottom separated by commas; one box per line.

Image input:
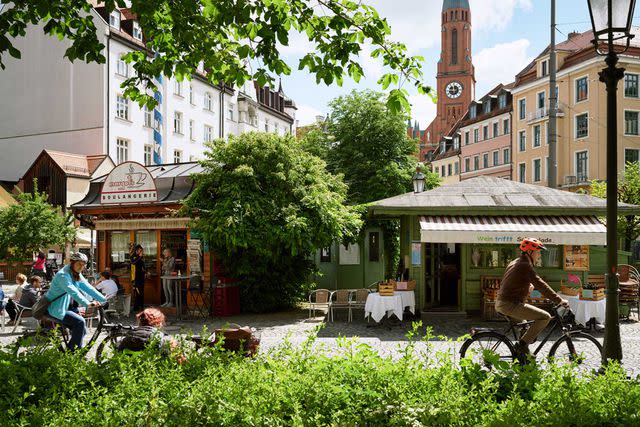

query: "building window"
left=173, top=111, right=183, bottom=134
left=474, top=156, right=479, bottom=171
left=492, top=122, right=498, bottom=138
left=470, top=105, right=477, bottom=119
left=537, top=91, right=545, bottom=109
left=116, top=57, right=128, bottom=77
left=116, top=138, right=128, bottom=164
left=483, top=125, right=488, bottom=140
left=173, top=150, right=182, bottom=164
left=473, top=128, right=479, bottom=143
left=174, top=81, right=182, bottom=97
left=453, top=136, right=460, bottom=150
left=503, top=118, right=510, bottom=134
left=369, top=232, right=380, bottom=262
left=227, top=103, right=234, bottom=121
left=625, top=73, right=639, bottom=98
left=451, top=29, right=458, bottom=65
left=498, top=94, right=507, bottom=109
left=204, top=124, right=213, bottom=142
left=519, top=163, right=526, bottom=183
left=533, top=159, right=541, bottom=182
left=144, top=145, right=152, bottom=166
left=132, top=22, right=142, bottom=40
left=464, top=131, right=470, bottom=145
left=143, top=106, right=152, bottom=128
left=441, top=166, right=446, bottom=177
left=189, top=85, right=194, bottom=104
left=483, top=153, right=489, bottom=168
left=576, top=151, right=588, bottom=182
left=493, top=150, right=499, bottom=166
left=541, top=60, right=548, bottom=77
left=503, top=148, right=510, bottom=164
left=625, top=148, right=639, bottom=164
left=625, top=111, right=639, bottom=135
left=204, top=92, right=213, bottom=111
left=454, top=161, right=459, bottom=175
left=264, top=119, right=269, bottom=132
left=274, top=123, right=279, bottom=134
left=575, top=113, right=588, bottom=139
left=483, top=101, right=491, bottom=114
left=465, top=157, right=470, bottom=172
left=189, top=120, right=195, bottom=141
left=518, top=130, right=526, bottom=152
left=116, top=95, right=129, bottom=120
left=109, top=11, right=120, bottom=28
left=533, top=125, right=541, bottom=147
left=519, top=98, right=526, bottom=120
left=575, top=77, right=588, bottom=102
left=447, top=164, right=452, bottom=176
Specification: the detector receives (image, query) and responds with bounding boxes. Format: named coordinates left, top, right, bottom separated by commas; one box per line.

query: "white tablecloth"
left=364, top=291, right=415, bottom=322
left=563, top=294, right=606, bottom=326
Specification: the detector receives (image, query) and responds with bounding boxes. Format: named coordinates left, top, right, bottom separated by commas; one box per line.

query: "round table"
left=364, top=291, right=415, bottom=323
left=562, top=294, right=606, bottom=327
left=160, top=275, right=189, bottom=319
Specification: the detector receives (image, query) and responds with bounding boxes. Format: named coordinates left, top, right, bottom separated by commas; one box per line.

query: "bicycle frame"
left=504, top=306, right=575, bottom=356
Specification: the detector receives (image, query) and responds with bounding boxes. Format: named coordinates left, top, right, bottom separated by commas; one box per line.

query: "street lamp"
left=587, top=0, right=636, bottom=364
left=412, top=164, right=426, bottom=194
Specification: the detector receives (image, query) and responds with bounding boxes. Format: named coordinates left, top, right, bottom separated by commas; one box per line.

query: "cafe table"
left=364, top=291, right=415, bottom=323
left=562, top=294, right=606, bottom=327
left=160, top=275, right=190, bottom=320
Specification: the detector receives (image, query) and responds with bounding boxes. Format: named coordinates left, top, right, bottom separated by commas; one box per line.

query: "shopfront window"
left=109, top=231, right=130, bottom=278
left=161, top=231, right=187, bottom=273
left=469, top=244, right=561, bottom=269
left=135, top=230, right=158, bottom=277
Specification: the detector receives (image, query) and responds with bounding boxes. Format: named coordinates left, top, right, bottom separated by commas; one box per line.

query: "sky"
left=279, top=0, right=639, bottom=128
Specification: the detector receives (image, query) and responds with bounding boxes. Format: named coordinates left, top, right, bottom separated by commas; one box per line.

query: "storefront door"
left=135, top=230, right=159, bottom=304
left=425, top=243, right=460, bottom=311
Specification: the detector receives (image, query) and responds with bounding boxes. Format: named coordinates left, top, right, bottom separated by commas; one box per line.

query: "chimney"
left=568, top=31, right=580, bottom=40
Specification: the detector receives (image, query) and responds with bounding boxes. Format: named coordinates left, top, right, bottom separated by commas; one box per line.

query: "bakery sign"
left=100, top=162, right=157, bottom=204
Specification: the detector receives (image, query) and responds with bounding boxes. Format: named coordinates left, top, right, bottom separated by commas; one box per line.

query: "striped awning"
left=419, top=215, right=606, bottom=245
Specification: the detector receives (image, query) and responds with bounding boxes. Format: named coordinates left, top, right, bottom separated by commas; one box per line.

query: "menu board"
left=187, top=239, right=202, bottom=273
left=563, top=245, right=589, bottom=271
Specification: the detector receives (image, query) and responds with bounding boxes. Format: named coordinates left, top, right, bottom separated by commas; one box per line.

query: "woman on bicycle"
left=496, top=238, right=568, bottom=357
left=45, top=252, right=107, bottom=351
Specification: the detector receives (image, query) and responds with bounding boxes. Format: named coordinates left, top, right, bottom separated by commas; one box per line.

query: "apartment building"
left=0, top=6, right=296, bottom=182
left=459, top=84, right=513, bottom=180
left=511, top=29, right=640, bottom=189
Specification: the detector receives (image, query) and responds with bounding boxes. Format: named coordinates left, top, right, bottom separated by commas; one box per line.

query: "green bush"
left=1, top=330, right=639, bottom=426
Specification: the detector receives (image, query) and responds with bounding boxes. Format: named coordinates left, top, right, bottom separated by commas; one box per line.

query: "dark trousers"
left=133, top=280, right=145, bottom=312
left=56, top=311, right=86, bottom=351
left=5, top=299, right=17, bottom=321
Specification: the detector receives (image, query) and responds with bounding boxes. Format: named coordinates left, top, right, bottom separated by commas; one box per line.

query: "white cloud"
left=474, top=38, right=533, bottom=95
left=408, top=92, right=437, bottom=129
left=296, top=103, right=326, bottom=127
left=470, top=0, right=533, bottom=33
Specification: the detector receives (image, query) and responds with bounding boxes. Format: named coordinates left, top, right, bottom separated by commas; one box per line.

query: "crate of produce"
left=378, top=282, right=395, bottom=296
left=580, top=288, right=605, bottom=301
left=395, top=280, right=416, bottom=291
left=560, top=285, right=580, bottom=297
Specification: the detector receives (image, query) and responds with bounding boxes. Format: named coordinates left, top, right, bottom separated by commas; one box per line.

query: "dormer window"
left=109, top=11, right=121, bottom=29
left=498, top=94, right=507, bottom=109
left=133, top=22, right=142, bottom=40
left=469, top=105, right=477, bottom=119
left=453, top=137, right=460, bottom=150
left=440, top=141, right=445, bottom=152
left=541, top=60, right=548, bottom=77
left=483, top=100, right=491, bottom=114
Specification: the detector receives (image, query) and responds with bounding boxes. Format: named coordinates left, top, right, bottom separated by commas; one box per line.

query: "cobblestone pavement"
left=2, top=302, right=639, bottom=376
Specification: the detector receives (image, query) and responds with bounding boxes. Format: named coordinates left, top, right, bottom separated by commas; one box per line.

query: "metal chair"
left=12, top=302, right=33, bottom=333
left=619, top=264, right=640, bottom=320
left=187, top=275, right=210, bottom=319
left=349, top=288, right=370, bottom=321
left=330, top=289, right=352, bottom=322
left=308, top=289, right=331, bottom=319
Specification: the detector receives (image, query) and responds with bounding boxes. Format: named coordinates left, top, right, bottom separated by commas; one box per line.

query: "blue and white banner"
left=153, top=70, right=163, bottom=164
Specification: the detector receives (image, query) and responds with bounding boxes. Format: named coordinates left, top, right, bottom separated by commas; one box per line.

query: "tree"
left=182, top=132, right=362, bottom=312
left=591, top=163, right=640, bottom=251
left=0, top=0, right=433, bottom=113
left=0, top=184, right=76, bottom=260
left=302, top=89, right=440, bottom=276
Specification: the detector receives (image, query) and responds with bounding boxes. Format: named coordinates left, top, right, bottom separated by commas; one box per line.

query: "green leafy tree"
left=305, top=89, right=440, bottom=276
left=182, top=132, right=362, bottom=312
left=0, top=0, right=433, bottom=113
left=591, top=162, right=640, bottom=251
left=0, top=184, right=76, bottom=260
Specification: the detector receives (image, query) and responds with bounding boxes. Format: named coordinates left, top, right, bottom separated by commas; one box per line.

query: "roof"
left=45, top=151, right=109, bottom=178
left=73, top=162, right=204, bottom=209
left=368, top=176, right=640, bottom=216
left=442, top=0, right=469, bottom=10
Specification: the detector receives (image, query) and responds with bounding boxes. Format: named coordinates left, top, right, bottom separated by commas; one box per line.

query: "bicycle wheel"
left=460, top=331, right=517, bottom=369
left=548, top=332, right=603, bottom=374
left=95, top=336, right=123, bottom=364
left=14, top=330, right=64, bottom=356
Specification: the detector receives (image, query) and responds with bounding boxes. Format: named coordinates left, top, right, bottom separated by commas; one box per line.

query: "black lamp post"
left=587, top=0, right=636, bottom=363
left=413, top=164, right=426, bottom=194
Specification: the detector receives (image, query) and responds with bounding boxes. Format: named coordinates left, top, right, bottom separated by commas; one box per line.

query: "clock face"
left=446, top=81, right=463, bottom=99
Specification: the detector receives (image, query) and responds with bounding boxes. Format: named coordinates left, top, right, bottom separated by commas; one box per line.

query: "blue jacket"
left=46, top=265, right=107, bottom=321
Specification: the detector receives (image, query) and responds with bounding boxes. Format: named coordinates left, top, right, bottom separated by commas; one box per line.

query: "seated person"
left=6, top=274, right=41, bottom=324
left=94, top=271, right=119, bottom=299
left=117, top=308, right=175, bottom=355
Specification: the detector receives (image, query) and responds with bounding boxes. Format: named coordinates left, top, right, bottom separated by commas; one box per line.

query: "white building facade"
left=0, top=5, right=296, bottom=181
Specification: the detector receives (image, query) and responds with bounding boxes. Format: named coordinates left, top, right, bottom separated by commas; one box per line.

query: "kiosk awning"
left=419, top=215, right=606, bottom=245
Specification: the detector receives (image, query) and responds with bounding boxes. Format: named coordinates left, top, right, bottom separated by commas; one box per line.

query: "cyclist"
left=45, top=252, right=107, bottom=351
left=495, top=237, right=568, bottom=358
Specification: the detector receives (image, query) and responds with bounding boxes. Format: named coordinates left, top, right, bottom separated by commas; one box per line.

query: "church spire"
left=442, top=0, right=469, bottom=11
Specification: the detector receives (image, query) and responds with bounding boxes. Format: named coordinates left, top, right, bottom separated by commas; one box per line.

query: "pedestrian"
left=5, top=275, right=43, bottom=324
left=130, top=244, right=146, bottom=312
left=31, top=251, right=47, bottom=279
left=160, top=248, right=175, bottom=307
left=44, top=252, right=106, bottom=351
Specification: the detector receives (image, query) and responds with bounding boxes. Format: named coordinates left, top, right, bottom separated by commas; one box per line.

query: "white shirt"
left=96, top=279, right=118, bottom=299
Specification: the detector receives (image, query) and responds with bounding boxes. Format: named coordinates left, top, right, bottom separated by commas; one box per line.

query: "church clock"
left=445, top=81, right=463, bottom=99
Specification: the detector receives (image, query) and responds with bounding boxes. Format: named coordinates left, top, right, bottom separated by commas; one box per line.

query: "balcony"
left=563, top=175, right=590, bottom=189
left=527, top=105, right=565, bottom=123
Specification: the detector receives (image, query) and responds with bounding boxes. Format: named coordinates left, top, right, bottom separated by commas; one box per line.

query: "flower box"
left=580, top=288, right=605, bottom=301
left=560, top=285, right=580, bottom=297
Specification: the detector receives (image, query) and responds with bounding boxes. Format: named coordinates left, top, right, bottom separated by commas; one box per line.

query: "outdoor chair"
left=349, top=288, right=370, bottom=321
left=187, top=275, right=210, bottom=320
left=308, top=289, right=331, bottom=319
left=619, top=264, right=640, bottom=320
left=12, top=302, right=35, bottom=333
left=330, top=289, right=352, bottom=322
left=368, top=281, right=381, bottom=292
left=82, top=305, right=100, bottom=329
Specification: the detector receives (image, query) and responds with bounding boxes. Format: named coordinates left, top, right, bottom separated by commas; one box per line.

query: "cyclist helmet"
left=520, top=237, right=546, bottom=253
left=69, top=252, right=88, bottom=263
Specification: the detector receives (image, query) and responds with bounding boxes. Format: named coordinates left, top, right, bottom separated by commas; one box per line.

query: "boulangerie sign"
left=100, top=162, right=157, bottom=204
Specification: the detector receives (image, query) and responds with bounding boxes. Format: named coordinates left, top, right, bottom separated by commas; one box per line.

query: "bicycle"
left=459, top=304, right=603, bottom=373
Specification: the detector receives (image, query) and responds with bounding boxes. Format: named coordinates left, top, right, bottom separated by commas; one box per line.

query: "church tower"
left=421, top=0, right=475, bottom=160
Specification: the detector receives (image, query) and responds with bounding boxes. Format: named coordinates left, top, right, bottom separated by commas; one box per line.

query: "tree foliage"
left=301, top=90, right=440, bottom=276
left=0, top=0, right=433, bottom=113
left=591, top=163, right=640, bottom=251
left=0, top=184, right=76, bottom=260
left=182, top=132, right=362, bottom=312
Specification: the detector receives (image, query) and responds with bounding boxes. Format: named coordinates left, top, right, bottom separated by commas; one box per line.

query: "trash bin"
left=213, top=278, right=240, bottom=316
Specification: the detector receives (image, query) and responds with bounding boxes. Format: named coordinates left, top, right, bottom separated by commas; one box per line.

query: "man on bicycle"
left=496, top=237, right=568, bottom=357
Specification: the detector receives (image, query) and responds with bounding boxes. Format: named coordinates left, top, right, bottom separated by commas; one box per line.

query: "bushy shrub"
left=1, top=330, right=638, bottom=426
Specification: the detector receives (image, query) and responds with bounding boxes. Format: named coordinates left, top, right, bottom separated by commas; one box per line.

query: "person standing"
left=160, top=248, right=176, bottom=307
left=31, top=252, right=46, bottom=279
left=130, top=245, right=146, bottom=312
